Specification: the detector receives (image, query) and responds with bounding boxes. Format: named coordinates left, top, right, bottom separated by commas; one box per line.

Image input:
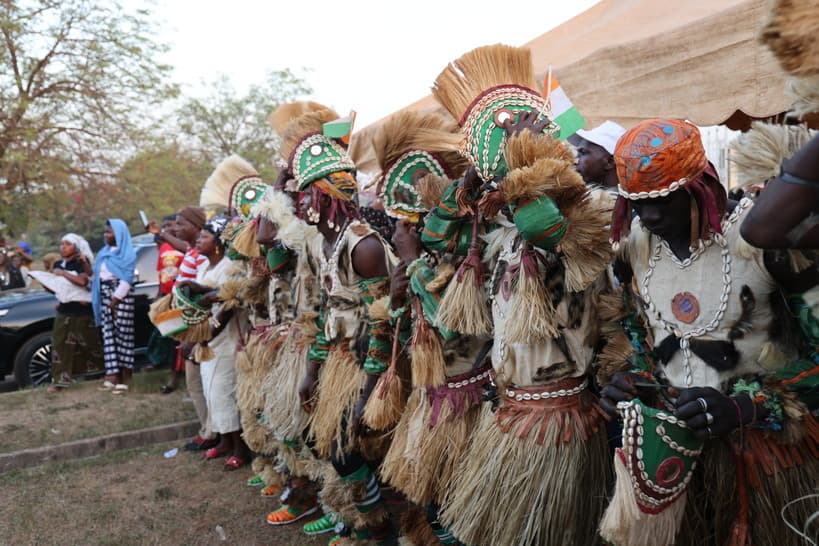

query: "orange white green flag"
left=323, top=110, right=357, bottom=145
left=543, top=69, right=585, bottom=140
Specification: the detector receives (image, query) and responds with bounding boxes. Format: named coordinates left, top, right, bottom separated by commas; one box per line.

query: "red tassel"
left=728, top=448, right=752, bottom=546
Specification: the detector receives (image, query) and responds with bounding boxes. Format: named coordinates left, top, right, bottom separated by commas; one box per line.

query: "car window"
left=134, top=245, right=159, bottom=284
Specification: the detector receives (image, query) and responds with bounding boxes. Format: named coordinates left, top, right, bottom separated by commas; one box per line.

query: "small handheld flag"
left=542, top=67, right=584, bottom=140
left=323, top=110, right=357, bottom=145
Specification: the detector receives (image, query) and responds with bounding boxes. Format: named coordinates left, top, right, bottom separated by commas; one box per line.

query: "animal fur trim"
left=267, top=101, right=329, bottom=135
left=500, top=132, right=586, bottom=207
left=399, top=505, right=439, bottom=546
left=787, top=74, right=819, bottom=116
left=760, top=0, right=819, bottom=76
left=730, top=121, right=815, bottom=188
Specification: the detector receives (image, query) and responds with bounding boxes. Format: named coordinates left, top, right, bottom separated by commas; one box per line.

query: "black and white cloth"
left=99, top=280, right=135, bottom=375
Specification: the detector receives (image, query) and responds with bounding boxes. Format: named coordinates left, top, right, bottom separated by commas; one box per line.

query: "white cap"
left=575, top=120, right=627, bottom=155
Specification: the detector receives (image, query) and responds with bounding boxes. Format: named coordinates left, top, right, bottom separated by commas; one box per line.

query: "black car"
left=0, top=242, right=160, bottom=387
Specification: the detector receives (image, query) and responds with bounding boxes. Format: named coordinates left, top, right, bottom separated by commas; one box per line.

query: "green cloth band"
left=511, top=196, right=566, bottom=250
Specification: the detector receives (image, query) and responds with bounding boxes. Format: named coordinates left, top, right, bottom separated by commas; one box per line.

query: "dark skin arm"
left=148, top=221, right=189, bottom=253
left=740, top=133, right=819, bottom=249
left=350, top=233, right=390, bottom=430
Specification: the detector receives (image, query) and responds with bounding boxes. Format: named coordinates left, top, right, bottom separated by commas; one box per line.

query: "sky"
left=155, top=0, right=600, bottom=129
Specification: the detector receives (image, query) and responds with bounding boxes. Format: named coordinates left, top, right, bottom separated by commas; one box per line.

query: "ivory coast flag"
left=543, top=74, right=585, bottom=141
left=323, top=110, right=357, bottom=145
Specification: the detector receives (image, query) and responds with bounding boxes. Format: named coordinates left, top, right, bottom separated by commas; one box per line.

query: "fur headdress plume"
left=760, top=0, right=819, bottom=76
left=730, top=121, right=815, bottom=188
left=271, top=102, right=340, bottom=162
left=200, top=155, right=260, bottom=211
left=267, top=101, right=329, bottom=136
left=432, top=44, right=538, bottom=122
left=372, top=109, right=469, bottom=220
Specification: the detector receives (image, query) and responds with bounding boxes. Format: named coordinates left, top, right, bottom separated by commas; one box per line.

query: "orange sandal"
left=266, top=503, right=318, bottom=525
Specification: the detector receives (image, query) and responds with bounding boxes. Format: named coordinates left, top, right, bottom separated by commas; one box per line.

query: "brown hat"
left=177, top=206, right=206, bottom=229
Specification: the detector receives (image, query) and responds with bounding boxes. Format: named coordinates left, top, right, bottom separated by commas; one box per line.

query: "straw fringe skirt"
left=674, top=414, right=819, bottom=546
left=307, top=346, right=367, bottom=458
left=236, top=325, right=283, bottom=452
left=261, top=324, right=311, bottom=441
left=441, top=378, right=610, bottom=546
left=381, top=365, right=492, bottom=506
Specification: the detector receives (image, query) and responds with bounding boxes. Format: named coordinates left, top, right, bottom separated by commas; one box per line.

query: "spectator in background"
left=0, top=249, right=25, bottom=290
left=92, top=219, right=136, bottom=395
left=48, top=234, right=102, bottom=393
left=147, top=214, right=185, bottom=393
left=152, top=206, right=217, bottom=451
left=10, top=245, right=32, bottom=287
left=573, top=120, right=626, bottom=193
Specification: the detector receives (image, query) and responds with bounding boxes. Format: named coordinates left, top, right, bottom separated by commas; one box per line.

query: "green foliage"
left=176, top=70, right=312, bottom=179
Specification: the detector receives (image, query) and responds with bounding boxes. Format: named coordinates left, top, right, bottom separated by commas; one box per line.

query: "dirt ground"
left=0, top=441, right=327, bottom=545
left=1, top=370, right=197, bottom=453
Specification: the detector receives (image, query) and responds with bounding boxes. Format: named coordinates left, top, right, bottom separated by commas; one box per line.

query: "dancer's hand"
left=599, top=371, right=647, bottom=416
left=392, top=220, right=421, bottom=263
left=503, top=110, right=551, bottom=138
left=388, top=261, right=410, bottom=309
left=674, top=388, right=761, bottom=440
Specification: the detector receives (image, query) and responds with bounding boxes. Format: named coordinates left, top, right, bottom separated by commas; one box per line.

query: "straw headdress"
left=730, top=121, right=815, bottom=188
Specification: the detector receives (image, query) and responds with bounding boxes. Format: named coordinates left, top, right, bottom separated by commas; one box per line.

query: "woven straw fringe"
left=381, top=389, right=480, bottom=506
left=362, top=366, right=408, bottom=431
left=504, top=265, right=558, bottom=344
left=560, top=191, right=616, bottom=292
left=410, top=331, right=447, bottom=389
left=441, top=403, right=610, bottom=546
left=432, top=44, right=537, bottom=120
left=193, top=342, right=214, bottom=363
left=600, top=452, right=687, bottom=546
left=231, top=220, right=261, bottom=258
left=261, top=329, right=311, bottom=440
left=308, top=348, right=367, bottom=458
left=673, top=430, right=819, bottom=546
left=148, top=294, right=172, bottom=324
left=760, top=0, right=819, bottom=76
left=434, top=266, right=491, bottom=336
left=172, top=318, right=212, bottom=344
left=216, top=278, right=242, bottom=312
left=236, top=331, right=281, bottom=453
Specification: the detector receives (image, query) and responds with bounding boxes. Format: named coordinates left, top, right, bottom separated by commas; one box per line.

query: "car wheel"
left=13, top=331, right=53, bottom=388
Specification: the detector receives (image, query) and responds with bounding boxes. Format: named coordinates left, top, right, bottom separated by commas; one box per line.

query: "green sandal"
left=303, top=512, right=340, bottom=535
left=246, top=475, right=265, bottom=487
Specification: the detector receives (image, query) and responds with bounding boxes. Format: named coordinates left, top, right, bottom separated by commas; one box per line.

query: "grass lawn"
left=0, top=441, right=325, bottom=545
left=0, top=369, right=197, bottom=453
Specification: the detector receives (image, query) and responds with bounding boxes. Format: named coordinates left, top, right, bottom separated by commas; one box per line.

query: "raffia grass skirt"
left=441, top=379, right=610, bottom=546
left=381, top=365, right=491, bottom=506
left=236, top=326, right=284, bottom=453
left=261, top=324, right=311, bottom=441
left=673, top=414, right=819, bottom=546
left=307, top=346, right=367, bottom=458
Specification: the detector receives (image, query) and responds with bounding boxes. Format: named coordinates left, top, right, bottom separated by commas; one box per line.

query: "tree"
left=177, top=70, right=312, bottom=179
left=0, top=0, right=177, bottom=234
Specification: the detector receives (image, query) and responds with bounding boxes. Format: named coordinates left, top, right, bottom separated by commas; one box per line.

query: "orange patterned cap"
left=614, top=119, right=708, bottom=200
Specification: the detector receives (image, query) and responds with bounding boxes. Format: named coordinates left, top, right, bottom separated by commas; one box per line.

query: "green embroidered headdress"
left=432, top=44, right=560, bottom=183
left=371, top=109, right=468, bottom=223
left=199, top=155, right=270, bottom=217
left=272, top=102, right=356, bottom=192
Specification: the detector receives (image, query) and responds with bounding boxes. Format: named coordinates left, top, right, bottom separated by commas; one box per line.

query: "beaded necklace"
left=320, top=220, right=353, bottom=293
left=639, top=199, right=750, bottom=386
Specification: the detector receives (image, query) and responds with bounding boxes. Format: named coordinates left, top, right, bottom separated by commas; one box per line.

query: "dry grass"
left=0, top=441, right=325, bottom=545
left=0, top=370, right=197, bottom=454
